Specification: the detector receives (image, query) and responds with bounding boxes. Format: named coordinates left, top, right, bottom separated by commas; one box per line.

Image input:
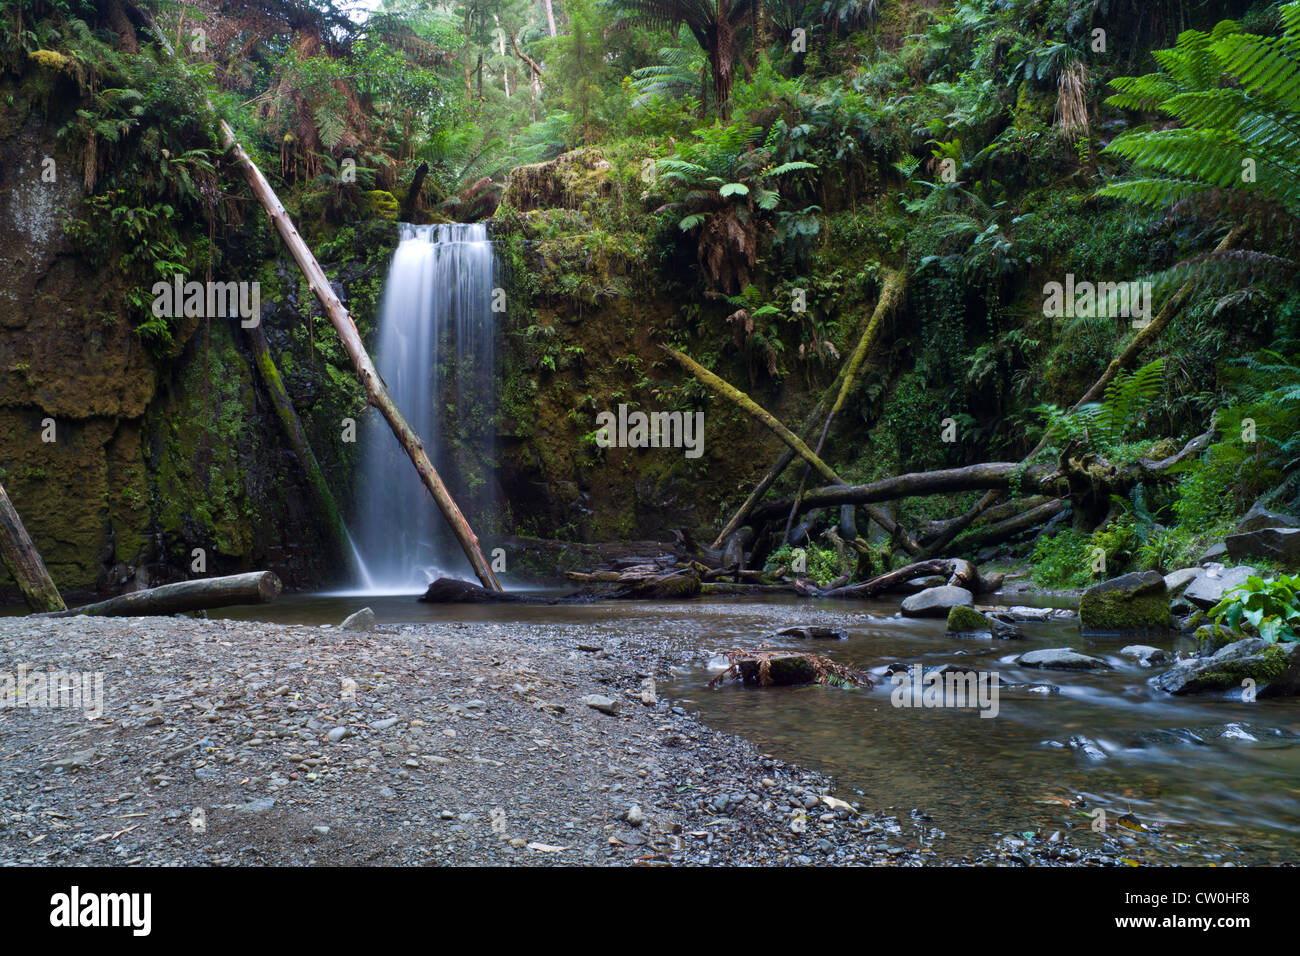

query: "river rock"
left=1182, top=563, right=1259, bottom=609
left=581, top=694, right=620, bottom=715
left=1120, top=644, right=1170, bottom=667
left=1067, top=735, right=1108, bottom=761
left=1235, top=501, right=1300, bottom=533
left=776, top=626, right=844, bottom=640
left=901, top=585, right=973, bottom=618
left=1017, top=648, right=1111, bottom=670
left=341, top=607, right=376, bottom=631
left=1078, top=571, right=1170, bottom=635
left=945, top=604, right=1020, bottom=639
left=1163, top=567, right=1204, bottom=597
left=1150, top=637, right=1300, bottom=696
left=1225, top=527, right=1300, bottom=567
left=1198, top=543, right=1228, bottom=565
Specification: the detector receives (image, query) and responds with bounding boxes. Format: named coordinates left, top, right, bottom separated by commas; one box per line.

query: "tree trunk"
left=544, top=0, right=557, bottom=36
left=753, top=462, right=1056, bottom=522
left=218, top=120, right=502, bottom=591
left=0, top=481, right=65, bottom=612
left=399, top=161, right=429, bottom=221
left=244, top=322, right=362, bottom=583
left=41, top=572, right=280, bottom=618
left=783, top=269, right=904, bottom=538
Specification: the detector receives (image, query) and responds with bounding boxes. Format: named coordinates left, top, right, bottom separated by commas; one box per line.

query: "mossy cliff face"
left=0, top=72, right=392, bottom=602
left=491, top=220, right=782, bottom=542
left=0, top=76, right=158, bottom=598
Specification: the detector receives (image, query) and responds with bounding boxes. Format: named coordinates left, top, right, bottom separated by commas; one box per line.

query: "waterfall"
left=352, top=222, right=497, bottom=591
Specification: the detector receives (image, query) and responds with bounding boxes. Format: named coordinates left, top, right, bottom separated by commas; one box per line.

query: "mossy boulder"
left=501, top=147, right=612, bottom=213
left=1079, top=571, right=1171, bottom=636
left=1151, top=638, right=1300, bottom=696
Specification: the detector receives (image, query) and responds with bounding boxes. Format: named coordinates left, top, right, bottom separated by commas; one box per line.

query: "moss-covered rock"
left=1151, top=638, right=1300, bottom=696
left=1079, top=571, right=1171, bottom=636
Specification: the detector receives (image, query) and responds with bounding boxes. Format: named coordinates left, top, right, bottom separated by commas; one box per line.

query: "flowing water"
left=210, top=593, right=1300, bottom=863
left=352, top=223, right=498, bottom=591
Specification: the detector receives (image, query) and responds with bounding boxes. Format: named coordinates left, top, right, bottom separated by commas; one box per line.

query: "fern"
left=1041, top=359, right=1166, bottom=452
left=1097, top=3, right=1300, bottom=217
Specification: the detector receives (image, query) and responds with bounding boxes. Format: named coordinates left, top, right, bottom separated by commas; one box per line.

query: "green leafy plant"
left=1209, top=574, right=1300, bottom=643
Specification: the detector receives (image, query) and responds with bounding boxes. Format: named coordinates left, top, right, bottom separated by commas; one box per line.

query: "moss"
left=27, top=50, right=70, bottom=71
left=947, top=604, right=990, bottom=633
left=1079, top=580, right=1171, bottom=635
left=1194, top=645, right=1290, bottom=688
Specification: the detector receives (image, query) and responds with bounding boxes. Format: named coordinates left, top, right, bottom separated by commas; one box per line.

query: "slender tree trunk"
left=544, top=0, right=558, bottom=36
left=245, top=322, right=361, bottom=582
left=0, top=480, right=65, bottom=612
left=783, top=269, right=904, bottom=539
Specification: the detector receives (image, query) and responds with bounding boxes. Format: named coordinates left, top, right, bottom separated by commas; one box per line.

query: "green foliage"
left=763, top=542, right=841, bottom=586
left=1036, top=359, right=1166, bottom=457
left=1030, top=528, right=1093, bottom=589
left=1210, top=574, right=1300, bottom=643
left=1097, top=3, right=1300, bottom=216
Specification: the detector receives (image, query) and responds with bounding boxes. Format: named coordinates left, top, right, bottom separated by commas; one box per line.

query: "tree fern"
left=1097, top=3, right=1300, bottom=217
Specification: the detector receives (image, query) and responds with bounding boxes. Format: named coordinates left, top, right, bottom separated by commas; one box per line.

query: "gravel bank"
left=0, top=615, right=1100, bottom=866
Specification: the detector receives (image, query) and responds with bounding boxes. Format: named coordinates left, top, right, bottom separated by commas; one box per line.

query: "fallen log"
left=42, top=572, right=281, bottom=618
left=0, top=480, right=65, bottom=612
left=699, top=582, right=804, bottom=596
left=817, top=558, right=976, bottom=600
left=949, top=498, right=1065, bottom=551
left=709, top=649, right=870, bottom=688
left=753, top=463, right=1057, bottom=523
left=919, top=496, right=1053, bottom=541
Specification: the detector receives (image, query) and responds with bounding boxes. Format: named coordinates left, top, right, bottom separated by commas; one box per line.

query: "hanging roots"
left=709, top=649, right=872, bottom=689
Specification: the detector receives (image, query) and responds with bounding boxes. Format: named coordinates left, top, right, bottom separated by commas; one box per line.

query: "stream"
left=203, top=592, right=1300, bottom=864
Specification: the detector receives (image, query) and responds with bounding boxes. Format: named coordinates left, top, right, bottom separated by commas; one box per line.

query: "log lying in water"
left=0, top=480, right=66, bottom=612
left=42, top=572, right=281, bottom=618
left=818, top=558, right=977, bottom=600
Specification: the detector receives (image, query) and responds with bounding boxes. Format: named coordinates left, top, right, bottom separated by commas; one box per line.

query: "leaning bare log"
left=42, top=572, right=281, bottom=618
left=0, top=480, right=65, bottom=612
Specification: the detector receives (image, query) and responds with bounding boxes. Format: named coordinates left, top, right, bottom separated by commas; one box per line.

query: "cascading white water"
left=352, top=223, right=497, bottom=591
